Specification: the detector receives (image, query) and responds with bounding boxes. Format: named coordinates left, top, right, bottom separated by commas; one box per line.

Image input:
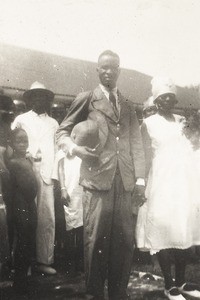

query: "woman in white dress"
left=136, top=77, right=200, bottom=300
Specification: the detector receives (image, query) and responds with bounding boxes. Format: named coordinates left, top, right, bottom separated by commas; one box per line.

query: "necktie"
left=109, top=92, right=118, bottom=117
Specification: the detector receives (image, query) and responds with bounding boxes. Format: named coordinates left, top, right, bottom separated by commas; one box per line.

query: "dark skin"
left=73, top=55, right=145, bottom=202
left=31, top=94, right=51, bottom=115
left=72, top=54, right=120, bottom=160
left=58, top=157, right=70, bottom=206
left=155, top=93, right=177, bottom=121
left=9, top=130, right=37, bottom=201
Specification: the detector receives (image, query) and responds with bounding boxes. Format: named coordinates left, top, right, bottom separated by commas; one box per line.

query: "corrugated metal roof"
left=0, top=43, right=199, bottom=109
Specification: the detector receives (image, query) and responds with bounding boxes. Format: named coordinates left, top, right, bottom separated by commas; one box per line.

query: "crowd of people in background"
left=1, top=50, right=200, bottom=300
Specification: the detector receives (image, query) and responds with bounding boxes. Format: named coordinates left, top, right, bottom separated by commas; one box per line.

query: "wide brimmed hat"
left=23, top=81, right=54, bottom=102
left=0, top=88, right=14, bottom=113
left=151, top=77, right=177, bottom=102
left=71, top=120, right=100, bottom=149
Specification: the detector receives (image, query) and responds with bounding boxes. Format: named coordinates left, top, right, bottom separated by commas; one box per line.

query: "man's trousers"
left=83, top=170, right=136, bottom=299
left=33, top=162, right=55, bottom=265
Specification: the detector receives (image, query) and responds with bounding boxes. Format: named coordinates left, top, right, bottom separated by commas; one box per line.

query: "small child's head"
left=11, top=128, right=29, bottom=156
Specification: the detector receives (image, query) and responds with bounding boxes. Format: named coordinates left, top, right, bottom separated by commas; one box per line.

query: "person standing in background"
left=13, top=99, right=27, bottom=117
left=51, top=101, right=66, bottom=125
left=51, top=100, right=68, bottom=257
left=0, top=89, right=14, bottom=279
left=137, top=77, right=200, bottom=300
left=12, top=82, right=59, bottom=275
left=8, top=128, right=38, bottom=295
left=56, top=50, right=145, bottom=300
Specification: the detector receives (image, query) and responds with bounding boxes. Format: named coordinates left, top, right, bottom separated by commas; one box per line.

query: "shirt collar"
left=31, top=110, right=47, bottom=117
left=99, top=84, right=118, bottom=95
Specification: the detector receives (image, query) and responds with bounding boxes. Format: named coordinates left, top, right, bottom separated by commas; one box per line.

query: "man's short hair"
left=98, top=50, right=120, bottom=64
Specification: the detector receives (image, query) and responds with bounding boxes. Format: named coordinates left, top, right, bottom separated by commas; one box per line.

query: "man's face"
left=31, top=93, right=50, bottom=114
left=97, top=55, right=120, bottom=89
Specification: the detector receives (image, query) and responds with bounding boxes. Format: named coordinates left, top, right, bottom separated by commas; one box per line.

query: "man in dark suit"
left=56, top=50, right=145, bottom=300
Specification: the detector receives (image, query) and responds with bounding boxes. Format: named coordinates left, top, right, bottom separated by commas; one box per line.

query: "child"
left=8, top=128, right=38, bottom=294
left=55, top=150, right=84, bottom=272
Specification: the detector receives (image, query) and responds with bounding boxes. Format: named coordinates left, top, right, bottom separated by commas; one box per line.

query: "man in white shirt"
left=12, top=82, right=59, bottom=275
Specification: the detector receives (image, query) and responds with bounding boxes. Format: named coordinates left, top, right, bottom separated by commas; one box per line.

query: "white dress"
left=136, top=113, right=200, bottom=254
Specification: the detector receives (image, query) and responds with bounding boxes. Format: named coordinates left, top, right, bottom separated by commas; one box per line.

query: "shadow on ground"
left=1, top=248, right=200, bottom=299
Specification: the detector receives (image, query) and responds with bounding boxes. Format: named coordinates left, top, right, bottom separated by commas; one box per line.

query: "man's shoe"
left=36, top=264, right=57, bottom=275
left=164, top=287, right=186, bottom=300
left=178, top=283, right=200, bottom=298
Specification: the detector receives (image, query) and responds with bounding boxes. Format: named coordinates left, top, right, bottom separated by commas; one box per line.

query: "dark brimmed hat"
left=23, top=81, right=54, bottom=102
left=0, top=88, right=14, bottom=113
left=71, top=120, right=100, bottom=149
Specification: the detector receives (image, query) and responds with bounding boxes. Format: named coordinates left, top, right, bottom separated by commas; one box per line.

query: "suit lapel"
left=118, top=92, right=130, bottom=120
left=91, top=86, right=119, bottom=122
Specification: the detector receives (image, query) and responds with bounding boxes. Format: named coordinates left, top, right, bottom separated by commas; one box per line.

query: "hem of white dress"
left=138, top=242, right=200, bottom=255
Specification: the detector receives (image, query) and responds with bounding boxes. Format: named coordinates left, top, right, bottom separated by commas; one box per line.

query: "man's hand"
left=134, top=184, right=146, bottom=207
left=61, top=189, right=70, bottom=206
left=73, top=145, right=99, bottom=160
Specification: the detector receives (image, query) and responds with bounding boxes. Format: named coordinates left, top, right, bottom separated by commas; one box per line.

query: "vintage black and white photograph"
left=1, top=0, right=200, bottom=299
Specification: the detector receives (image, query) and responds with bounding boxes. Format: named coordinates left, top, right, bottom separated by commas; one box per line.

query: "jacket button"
left=116, top=137, right=119, bottom=141
left=116, top=150, right=119, bottom=154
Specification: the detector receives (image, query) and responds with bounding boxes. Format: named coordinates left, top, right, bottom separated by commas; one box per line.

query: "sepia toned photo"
left=1, top=1, right=200, bottom=299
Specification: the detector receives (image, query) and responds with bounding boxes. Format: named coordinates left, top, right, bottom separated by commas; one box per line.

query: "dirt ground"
left=1, top=248, right=200, bottom=300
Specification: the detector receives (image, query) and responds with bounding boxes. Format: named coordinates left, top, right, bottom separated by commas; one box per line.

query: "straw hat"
left=71, top=120, right=100, bottom=149
left=23, top=81, right=54, bottom=102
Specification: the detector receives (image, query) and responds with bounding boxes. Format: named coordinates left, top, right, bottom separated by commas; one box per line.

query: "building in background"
left=0, top=43, right=199, bottom=118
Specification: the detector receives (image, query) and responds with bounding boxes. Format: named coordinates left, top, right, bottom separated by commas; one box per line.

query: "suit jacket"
left=12, top=110, right=59, bottom=184
left=56, top=86, right=145, bottom=191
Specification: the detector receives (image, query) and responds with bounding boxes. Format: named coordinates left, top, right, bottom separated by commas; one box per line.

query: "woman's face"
left=156, top=93, right=177, bottom=113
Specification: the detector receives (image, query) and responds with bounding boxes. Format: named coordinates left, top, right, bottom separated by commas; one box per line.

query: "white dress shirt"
left=12, top=110, right=59, bottom=184
left=99, top=84, right=120, bottom=112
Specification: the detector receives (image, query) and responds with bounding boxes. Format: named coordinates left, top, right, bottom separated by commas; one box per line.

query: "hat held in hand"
left=23, top=81, right=54, bottom=102
left=151, top=76, right=177, bottom=102
left=71, top=120, right=100, bottom=149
